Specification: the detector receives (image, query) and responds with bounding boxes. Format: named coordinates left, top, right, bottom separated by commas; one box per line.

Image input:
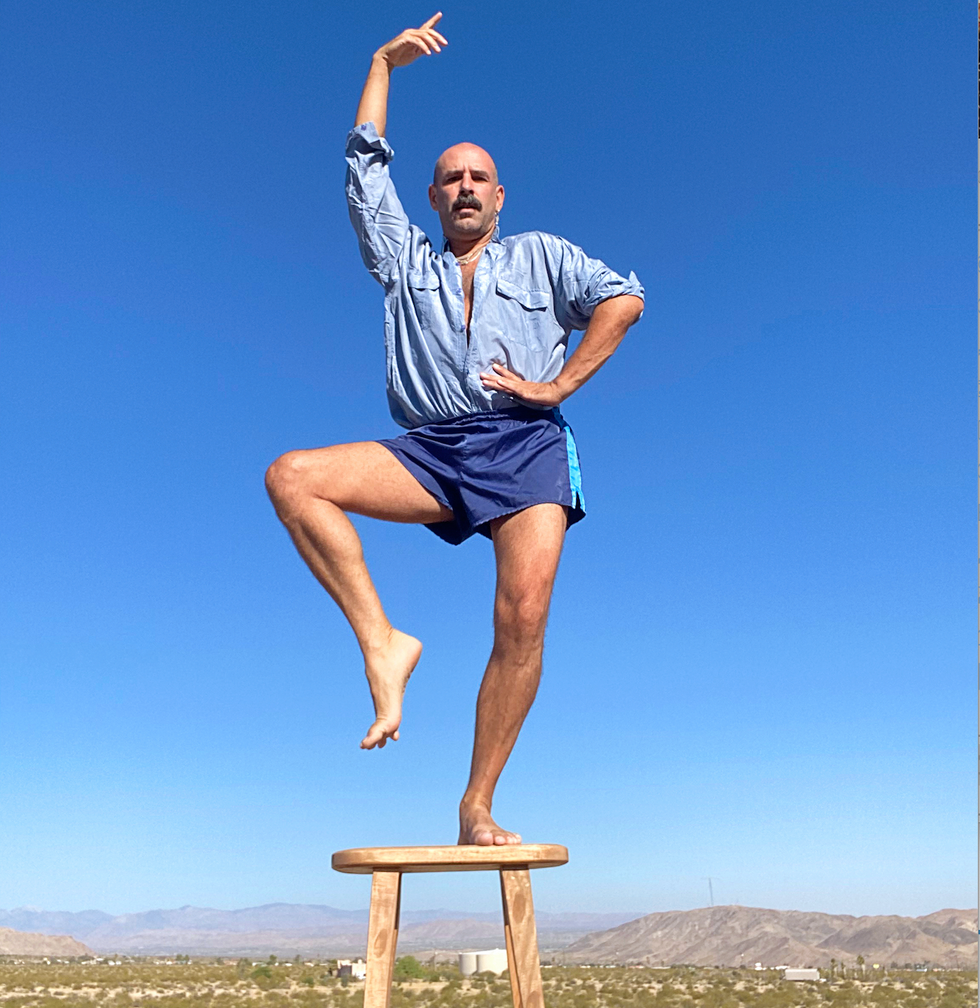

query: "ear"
left=428, top=183, right=439, bottom=211
left=495, top=185, right=505, bottom=212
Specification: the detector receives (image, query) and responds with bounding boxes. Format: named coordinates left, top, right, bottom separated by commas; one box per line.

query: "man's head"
left=429, top=143, right=504, bottom=243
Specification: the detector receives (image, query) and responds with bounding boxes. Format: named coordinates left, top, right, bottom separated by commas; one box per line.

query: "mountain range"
left=0, top=904, right=974, bottom=966
left=0, top=905, right=640, bottom=956
left=561, top=905, right=978, bottom=969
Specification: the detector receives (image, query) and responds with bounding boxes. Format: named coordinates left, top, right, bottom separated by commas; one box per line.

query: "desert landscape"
left=0, top=958, right=975, bottom=1008
left=1, top=905, right=975, bottom=969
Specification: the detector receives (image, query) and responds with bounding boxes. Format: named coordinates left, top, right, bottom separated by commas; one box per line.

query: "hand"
left=479, top=363, right=566, bottom=407
left=376, top=13, right=448, bottom=69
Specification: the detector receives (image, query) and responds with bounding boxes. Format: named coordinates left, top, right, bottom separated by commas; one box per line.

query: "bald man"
left=265, top=14, right=644, bottom=846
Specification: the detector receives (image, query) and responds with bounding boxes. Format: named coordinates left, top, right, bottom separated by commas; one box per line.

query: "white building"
left=458, top=949, right=509, bottom=976
left=783, top=968, right=821, bottom=982
left=336, top=959, right=367, bottom=979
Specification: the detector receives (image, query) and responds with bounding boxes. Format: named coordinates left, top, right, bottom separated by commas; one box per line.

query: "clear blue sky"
left=1, top=0, right=971, bottom=920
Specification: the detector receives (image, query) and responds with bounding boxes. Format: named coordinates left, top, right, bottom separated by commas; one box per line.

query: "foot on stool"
left=458, top=802, right=522, bottom=845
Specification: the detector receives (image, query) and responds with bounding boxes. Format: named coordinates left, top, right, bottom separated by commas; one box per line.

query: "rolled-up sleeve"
left=345, top=122, right=411, bottom=286
left=553, top=238, right=645, bottom=331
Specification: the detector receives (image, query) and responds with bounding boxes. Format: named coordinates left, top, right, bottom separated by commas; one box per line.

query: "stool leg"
left=502, top=894, right=521, bottom=1008
left=365, top=869, right=402, bottom=1008
left=500, top=868, right=543, bottom=1008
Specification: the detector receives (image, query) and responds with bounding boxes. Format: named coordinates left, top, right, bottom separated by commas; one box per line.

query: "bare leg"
left=265, top=442, right=453, bottom=749
left=458, top=503, right=566, bottom=845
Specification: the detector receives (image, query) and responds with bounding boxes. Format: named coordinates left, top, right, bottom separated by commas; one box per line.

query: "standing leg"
left=364, top=869, right=402, bottom=1008
left=265, top=441, right=453, bottom=748
left=500, top=868, right=544, bottom=1008
left=458, top=503, right=566, bottom=845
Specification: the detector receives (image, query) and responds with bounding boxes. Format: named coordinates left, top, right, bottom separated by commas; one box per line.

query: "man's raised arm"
left=346, top=14, right=447, bottom=285
left=354, top=13, right=448, bottom=136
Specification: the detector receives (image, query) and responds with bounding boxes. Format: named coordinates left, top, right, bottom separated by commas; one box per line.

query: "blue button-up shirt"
left=346, top=122, right=645, bottom=429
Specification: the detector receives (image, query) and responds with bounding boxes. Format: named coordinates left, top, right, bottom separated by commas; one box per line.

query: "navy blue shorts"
left=377, top=407, right=586, bottom=545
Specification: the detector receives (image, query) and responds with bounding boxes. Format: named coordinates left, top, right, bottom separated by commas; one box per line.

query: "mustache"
left=452, top=193, right=483, bottom=212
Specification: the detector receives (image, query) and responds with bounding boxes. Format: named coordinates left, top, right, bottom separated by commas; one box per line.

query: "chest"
left=459, top=260, right=478, bottom=326
left=397, top=251, right=565, bottom=350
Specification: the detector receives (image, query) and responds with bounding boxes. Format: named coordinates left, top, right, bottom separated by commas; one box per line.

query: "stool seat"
left=332, top=842, right=568, bottom=1008
left=332, top=843, right=568, bottom=874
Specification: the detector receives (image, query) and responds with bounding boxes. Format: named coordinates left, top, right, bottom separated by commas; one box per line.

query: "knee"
left=494, top=590, right=551, bottom=647
left=264, top=450, right=314, bottom=508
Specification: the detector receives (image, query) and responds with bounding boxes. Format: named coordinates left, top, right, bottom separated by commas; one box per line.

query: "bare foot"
left=458, top=802, right=522, bottom=846
left=360, top=629, right=422, bottom=749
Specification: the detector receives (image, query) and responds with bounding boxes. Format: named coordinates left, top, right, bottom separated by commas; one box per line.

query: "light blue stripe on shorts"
left=553, top=410, right=585, bottom=512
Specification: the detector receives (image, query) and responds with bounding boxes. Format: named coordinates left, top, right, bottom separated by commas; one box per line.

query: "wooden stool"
left=332, top=844, right=568, bottom=1008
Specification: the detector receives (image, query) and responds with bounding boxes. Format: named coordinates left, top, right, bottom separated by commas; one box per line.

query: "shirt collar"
left=442, top=220, right=502, bottom=256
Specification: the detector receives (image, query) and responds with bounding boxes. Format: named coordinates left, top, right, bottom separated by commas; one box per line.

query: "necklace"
left=454, top=243, right=487, bottom=266
left=451, top=213, right=500, bottom=266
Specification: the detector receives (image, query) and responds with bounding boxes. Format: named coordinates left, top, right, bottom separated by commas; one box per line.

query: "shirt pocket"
left=406, top=268, right=444, bottom=333
left=494, top=278, right=561, bottom=350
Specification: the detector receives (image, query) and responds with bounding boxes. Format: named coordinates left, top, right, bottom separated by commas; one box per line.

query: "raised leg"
left=500, top=868, right=543, bottom=1008
left=265, top=441, right=453, bottom=749
left=458, top=504, right=567, bottom=845
left=364, top=869, right=402, bottom=1008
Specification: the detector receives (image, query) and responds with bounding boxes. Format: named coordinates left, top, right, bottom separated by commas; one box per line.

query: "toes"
left=459, top=819, right=522, bottom=847
left=361, top=721, right=399, bottom=750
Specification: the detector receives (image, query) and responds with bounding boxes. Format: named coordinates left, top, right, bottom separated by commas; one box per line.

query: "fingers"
left=417, top=12, right=448, bottom=48
left=479, top=368, right=561, bottom=408
left=385, top=15, right=446, bottom=65
left=479, top=363, right=519, bottom=383
left=479, top=363, right=521, bottom=392
left=479, top=374, right=518, bottom=394
left=406, top=28, right=446, bottom=55
left=419, top=27, right=448, bottom=50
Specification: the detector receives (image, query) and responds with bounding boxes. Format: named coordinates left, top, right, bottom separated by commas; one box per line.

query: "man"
left=265, top=13, right=644, bottom=846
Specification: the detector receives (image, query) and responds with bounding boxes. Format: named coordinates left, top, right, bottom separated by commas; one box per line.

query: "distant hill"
left=0, top=928, right=93, bottom=957
left=0, top=905, right=640, bottom=956
left=4, top=904, right=973, bottom=964
left=0, top=905, right=365, bottom=941
left=0, top=910, right=114, bottom=936
left=561, top=905, right=978, bottom=969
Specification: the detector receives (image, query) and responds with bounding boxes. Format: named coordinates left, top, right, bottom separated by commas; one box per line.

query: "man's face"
left=429, top=143, right=505, bottom=242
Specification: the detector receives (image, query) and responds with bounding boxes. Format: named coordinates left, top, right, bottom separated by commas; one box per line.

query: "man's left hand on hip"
left=479, top=363, right=566, bottom=408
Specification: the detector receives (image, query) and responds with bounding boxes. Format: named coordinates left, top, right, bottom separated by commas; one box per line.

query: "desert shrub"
left=696, top=987, right=740, bottom=1008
